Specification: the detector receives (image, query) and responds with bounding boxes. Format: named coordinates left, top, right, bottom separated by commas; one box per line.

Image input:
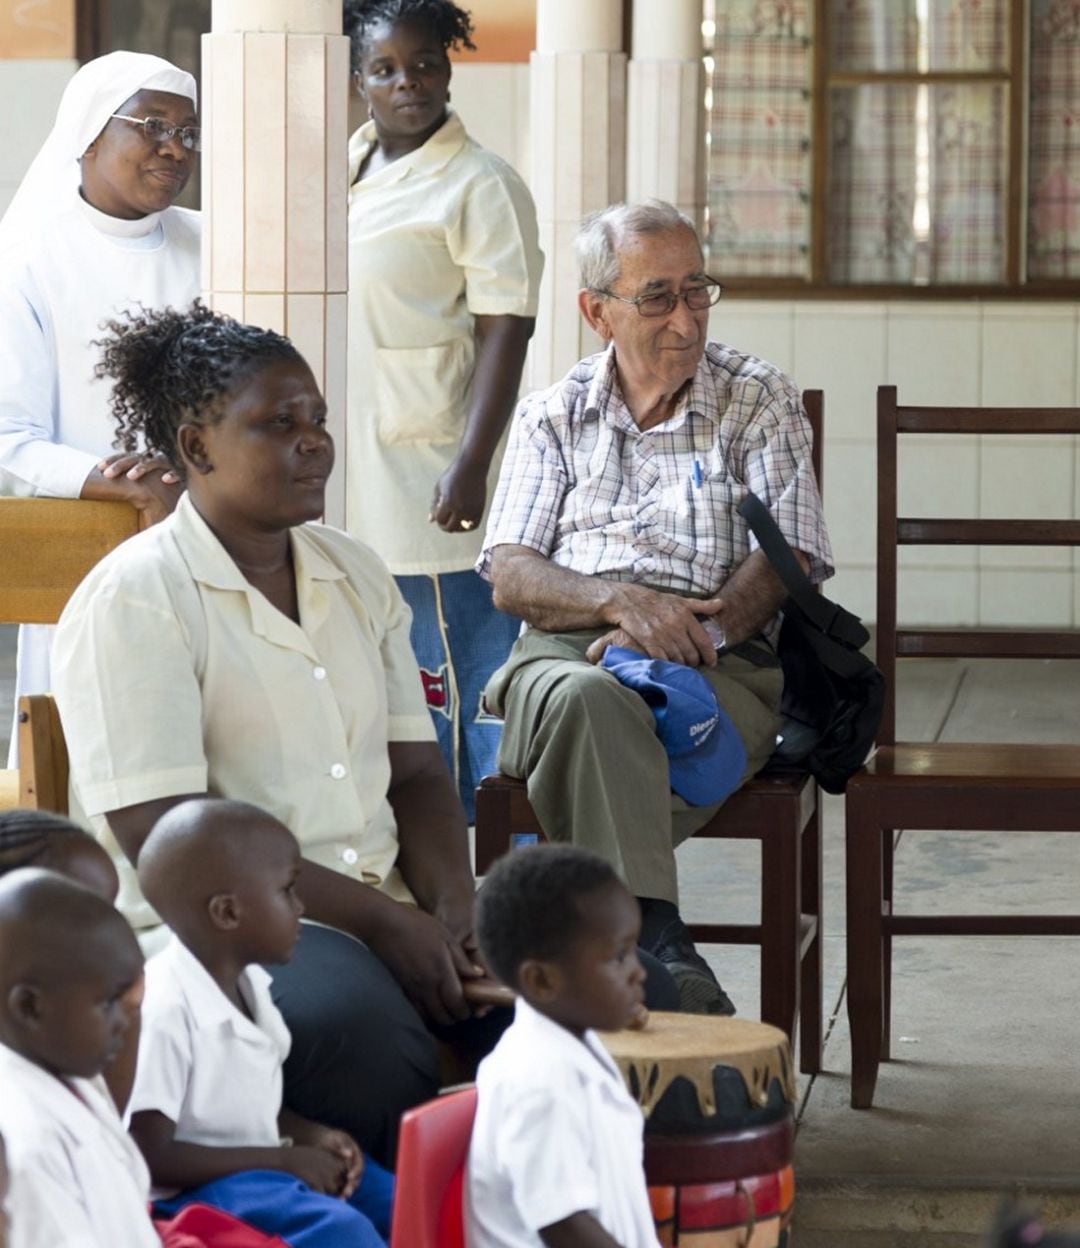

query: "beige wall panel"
left=627, top=59, right=702, bottom=224
left=980, top=569, right=1073, bottom=628
left=631, top=0, right=702, bottom=61
left=286, top=293, right=327, bottom=388
left=678, top=64, right=704, bottom=216
left=323, top=292, right=348, bottom=528
left=208, top=33, right=246, bottom=293
left=209, top=291, right=245, bottom=319
left=626, top=60, right=655, bottom=203
left=243, top=293, right=287, bottom=334
left=324, top=34, right=351, bottom=293
left=900, top=569, right=980, bottom=628
left=0, top=60, right=74, bottom=182
left=536, top=0, right=621, bottom=54
left=286, top=36, right=328, bottom=292
left=597, top=54, right=627, bottom=208
left=244, top=34, right=287, bottom=291
left=529, top=45, right=624, bottom=385
left=200, top=39, right=215, bottom=294
left=528, top=52, right=558, bottom=220
left=526, top=219, right=556, bottom=391
left=981, top=308, right=1078, bottom=407
left=552, top=54, right=585, bottom=221
left=213, top=0, right=340, bottom=35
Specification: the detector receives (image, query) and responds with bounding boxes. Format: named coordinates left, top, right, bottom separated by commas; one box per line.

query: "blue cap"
left=600, top=646, right=747, bottom=807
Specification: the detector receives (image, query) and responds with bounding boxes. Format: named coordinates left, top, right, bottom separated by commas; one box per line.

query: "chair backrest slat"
left=877, top=384, right=1080, bottom=746
left=897, top=409, right=1080, bottom=435
left=17, top=694, right=69, bottom=814
left=897, top=630, right=1080, bottom=660
left=0, top=498, right=140, bottom=625
left=898, top=519, right=1080, bottom=546
left=803, top=388, right=823, bottom=491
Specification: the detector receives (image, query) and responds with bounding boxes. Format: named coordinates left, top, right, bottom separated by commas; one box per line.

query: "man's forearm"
left=718, top=548, right=806, bottom=645
left=489, top=545, right=623, bottom=631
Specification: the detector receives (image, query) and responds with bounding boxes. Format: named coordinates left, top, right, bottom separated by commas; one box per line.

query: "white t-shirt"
left=52, top=492, right=436, bottom=930
left=0, top=1042, right=159, bottom=1248
left=465, top=999, right=661, bottom=1248
left=346, top=110, right=543, bottom=575
left=127, top=936, right=291, bottom=1200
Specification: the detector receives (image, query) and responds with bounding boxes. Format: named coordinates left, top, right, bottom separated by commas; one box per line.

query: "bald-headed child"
left=0, top=868, right=157, bottom=1248
left=466, top=845, right=659, bottom=1248
left=0, top=810, right=146, bottom=1115
left=128, top=798, right=393, bottom=1248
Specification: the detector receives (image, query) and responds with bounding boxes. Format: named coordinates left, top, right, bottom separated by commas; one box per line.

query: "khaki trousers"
left=485, top=628, right=783, bottom=906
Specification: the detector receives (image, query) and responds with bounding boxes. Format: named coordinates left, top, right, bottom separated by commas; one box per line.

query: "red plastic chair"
left=391, top=1087, right=479, bottom=1248
left=154, top=1202, right=290, bottom=1247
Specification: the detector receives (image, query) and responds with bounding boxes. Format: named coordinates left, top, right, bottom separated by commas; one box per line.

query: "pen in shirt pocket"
left=692, top=458, right=703, bottom=489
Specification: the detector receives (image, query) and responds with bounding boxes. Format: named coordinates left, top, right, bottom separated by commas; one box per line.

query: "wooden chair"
left=845, top=386, right=1080, bottom=1108
left=391, top=1086, right=478, bottom=1248
left=475, top=392, right=826, bottom=1074
left=16, top=694, right=68, bottom=814
left=0, top=498, right=140, bottom=810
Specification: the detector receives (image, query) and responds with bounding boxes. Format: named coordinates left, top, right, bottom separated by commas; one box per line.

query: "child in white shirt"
left=466, top=844, right=661, bottom=1248
left=0, top=810, right=144, bottom=1115
left=0, top=868, right=155, bottom=1248
left=128, top=798, right=393, bottom=1248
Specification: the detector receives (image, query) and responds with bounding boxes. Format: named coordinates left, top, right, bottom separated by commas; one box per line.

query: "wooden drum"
left=600, top=1013, right=797, bottom=1247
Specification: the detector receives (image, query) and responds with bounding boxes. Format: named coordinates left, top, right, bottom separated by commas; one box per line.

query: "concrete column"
left=529, top=0, right=626, bottom=388
left=202, top=0, right=350, bottom=524
left=627, top=0, right=705, bottom=230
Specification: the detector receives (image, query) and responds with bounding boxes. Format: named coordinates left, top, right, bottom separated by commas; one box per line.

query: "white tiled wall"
left=710, top=299, right=1080, bottom=627
left=0, top=58, right=76, bottom=215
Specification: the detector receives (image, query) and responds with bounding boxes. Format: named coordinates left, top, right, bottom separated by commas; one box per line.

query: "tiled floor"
left=3, top=626, right=1077, bottom=1244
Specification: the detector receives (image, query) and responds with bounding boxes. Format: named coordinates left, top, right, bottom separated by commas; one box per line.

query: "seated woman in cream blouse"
left=52, top=303, right=487, bottom=1168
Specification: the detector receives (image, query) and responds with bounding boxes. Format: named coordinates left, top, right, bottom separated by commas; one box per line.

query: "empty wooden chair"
left=845, top=385, right=1080, bottom=1108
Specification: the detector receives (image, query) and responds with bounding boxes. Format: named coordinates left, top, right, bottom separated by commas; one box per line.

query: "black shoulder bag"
left=737, top=492, right=885, bottom=794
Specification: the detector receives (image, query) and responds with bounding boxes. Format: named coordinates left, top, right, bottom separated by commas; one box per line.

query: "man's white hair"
left=575, top=200, right=701, bottom=292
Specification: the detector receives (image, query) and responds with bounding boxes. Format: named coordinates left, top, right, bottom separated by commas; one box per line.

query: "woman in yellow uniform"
left=344, top=0, right=543, bottom=820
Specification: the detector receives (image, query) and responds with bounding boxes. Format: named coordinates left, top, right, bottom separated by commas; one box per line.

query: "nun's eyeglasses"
left=110, top=114, right=201, bottom=152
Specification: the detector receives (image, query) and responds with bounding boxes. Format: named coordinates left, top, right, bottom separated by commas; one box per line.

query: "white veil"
left=0, top=51, right=197, bottom=256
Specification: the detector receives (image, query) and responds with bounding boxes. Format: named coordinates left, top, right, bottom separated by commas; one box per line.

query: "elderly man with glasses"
left=477, top=200, right=834, bottom=1016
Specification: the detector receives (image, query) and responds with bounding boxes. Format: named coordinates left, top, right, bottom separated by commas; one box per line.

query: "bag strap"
left=737, top=492, right=869, bottom=649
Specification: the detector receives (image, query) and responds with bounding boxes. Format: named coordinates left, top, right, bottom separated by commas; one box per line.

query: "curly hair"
left=0, top=809, right=87, bottom=877
left=343, top=0, right=475, bottom=71
left=475, top=844, right=621, bottom=990
left=94, top=301, right=302, bottom=475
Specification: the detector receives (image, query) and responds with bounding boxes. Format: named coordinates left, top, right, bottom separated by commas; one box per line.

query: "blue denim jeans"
left=395, top=570, right=519, bottom=822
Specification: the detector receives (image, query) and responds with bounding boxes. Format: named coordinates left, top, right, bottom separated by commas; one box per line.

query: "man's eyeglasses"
left=594, top=279, right=724, bottom=319
left=110, top=114, right=201, bottom=152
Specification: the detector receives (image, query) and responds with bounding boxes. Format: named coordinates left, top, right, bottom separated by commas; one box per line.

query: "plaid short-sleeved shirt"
left=478, top=341, right=834, bottom=594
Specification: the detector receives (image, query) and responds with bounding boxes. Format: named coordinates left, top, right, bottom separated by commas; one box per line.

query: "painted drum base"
left=649, top=1165, right=794, bottom=1247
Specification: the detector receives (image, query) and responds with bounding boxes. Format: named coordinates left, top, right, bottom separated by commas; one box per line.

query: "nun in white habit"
left=0, top=51, right=201, bottom=765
